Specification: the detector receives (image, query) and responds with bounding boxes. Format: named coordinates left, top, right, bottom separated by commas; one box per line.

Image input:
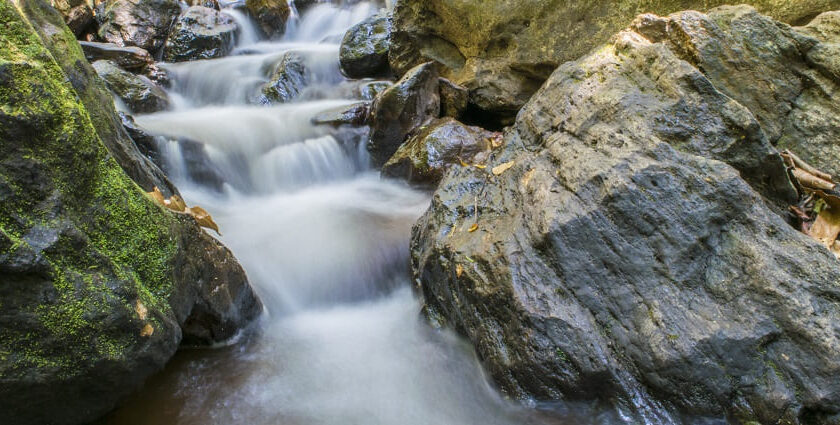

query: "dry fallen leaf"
left=474, top=164, right=487, bottom=170
left=456, top=264, right=464, bottom=278
left=167, top=195, right=187, bottom=212
left=468, top=223, right=479, bottom=233
left=134, top=300, right=148, bottom=321
left=492, top=161, right=515, bottom=176
left=140, top=323, right=154, bottom=337
left=809, top=202, right=840, bottom=259
left=459, top=158, right=469, bottom=167
left=489, top=133, right=504, bottom=149
left=188, top=206, right=221, bottom=235
left=148, top=187, right=166, bottom=206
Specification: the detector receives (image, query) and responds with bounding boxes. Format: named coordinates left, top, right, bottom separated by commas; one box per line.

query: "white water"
left=104, top=3, right=592, bottom=425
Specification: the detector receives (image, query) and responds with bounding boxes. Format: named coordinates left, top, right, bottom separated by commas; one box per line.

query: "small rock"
left=339, top=14, right=392, bottom=79
left=163, top=6, right=237, bottom=63
left=93, top=60, right=171, bottom=114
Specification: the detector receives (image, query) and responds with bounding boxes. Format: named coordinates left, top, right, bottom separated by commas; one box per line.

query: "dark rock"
left=261, top=51, right=309, bottom=103
left=163, top=6, right=237, bottom=63
left=18, top=0, right=177, bottom=197
left=390, top=0, right=840, bottom=121
left=382, top=117, right=492, bottom=188
left=367, top=62, right=440, bottom=167
left=185, top=0, right=221, bottom=9
left=80, top=41, right=153, bottom=71
left=245, top=0, right=290, bottom=39
left=120, top=112, right=162, bottom=165
left=438, top=78, right=467, bottom=119
left=93, top=60, right=171, bottom=114
left=0, top=4, right=261, bottom=425
left=311, top=102, right=370, bottom=127
left=355, top=79, right=392, bottom=100
left=339, top=14, right=391, bottom=79
left=50, top=0, right=94, bottom=36
left=412, top=7, right=840, bottom=424
left=97, top=0, right=181, bottom=54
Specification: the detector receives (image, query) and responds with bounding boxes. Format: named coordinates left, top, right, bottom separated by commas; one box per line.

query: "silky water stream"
left=102, top=3, right=619, bottom=424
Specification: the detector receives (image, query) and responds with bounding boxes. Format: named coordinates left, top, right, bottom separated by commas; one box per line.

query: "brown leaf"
left=792, top=168, right=835, bottom=191
left=167, top=195, right=187, bottom=212
left=148, top=187, right=166, bottom=206
left=492, top=161, right=515, bottom=176
left=468, top=223, right=478, bottom=233
left=456, top=264, right=464, bottom=278
left=809, top=203, right=840, bottom=254
left=474, top=164, right=487, bottom=170
left=140, top=323, right=154, bottom=337
left=188, top=206, right=221, bottom=235
left=134, top=300, right=148, bottom=321
left=489, top=133, right=504, bottom=149
left=782, top=150, right=833, bottom=182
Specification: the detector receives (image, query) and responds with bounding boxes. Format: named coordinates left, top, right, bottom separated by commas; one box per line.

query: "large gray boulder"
left=163, top=6, right=237, bottom=62
left=390, top=0, right=840, bottom=121
left=93, top=60, right=171, bottom=114
left=97, top=0, right=181, bottom=54
left=367, top=62, right=440, bottom=167
left=339, top=14, right=392, bottom=79
left=412, top=6, right=840, bottom=424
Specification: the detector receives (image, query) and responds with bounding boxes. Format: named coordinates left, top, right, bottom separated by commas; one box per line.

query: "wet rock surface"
left=261, top=51, right=310, bottom=103
left=245, top=0, right=291, bottom=39
left=80, top=41, right=154, bottom=71
left=339, top=13, right=391, bottom=79
left=1, top=3, right=262, bottom=425
left=390, top=0, right=840, bottom=120
left=96, top=0, right=181, bottom=54
left=367, top=62, right=440, bottom=167
left=93, top=60, right=171, bottom=114
left=163, top=6, right=237, bottom=63
left=412, top=7, right=840, bottom=424
left=311, top=102, right=370, bottom=127
left=382, top=117, right=493, bottom=188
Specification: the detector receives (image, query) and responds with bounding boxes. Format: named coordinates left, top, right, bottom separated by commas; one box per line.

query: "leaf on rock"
left=459, top=158, right=469, bottom=167
left=188, top=206, right=221, bottom=235
left=456, top=264, right=464, bottom=278
left=468, top=223, right=478, bottom=233
left=474, top=164, right=487, bottom=170
left=492, top=161, right=515, bottom=176
left=809, top=201, right=840, bottom=259
left=166, top=195, right=187, bottom=212
left=148, top=186, right=166, bottom=206
left=140, top=323, right=154, bottom=337
left=134, top=300, right=148, bottom=321
left=489, top=133, right=504, bottom=149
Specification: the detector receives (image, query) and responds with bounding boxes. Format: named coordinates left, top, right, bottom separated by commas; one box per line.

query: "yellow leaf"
left=140, top=323, right=154, bottom=337
left=456, top=264, right=464, bottom=278
left=459, top=158, right=469, bottom=167
left=134, top=300, right=147, bottom=321
left=474, top=164, right=487, bottom=170
left=492, top=161, right=515, bottom=176
left=188, top=206, right=221, bottom=235
left=489, top=133, right=504, bottom=149
left=148, top=187, right=165, bottom=206
left=167, top=195, right=187, bottom=212
left=468, top=223, right=478, bottom=233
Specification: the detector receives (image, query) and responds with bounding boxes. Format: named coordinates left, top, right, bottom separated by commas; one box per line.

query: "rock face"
left=1, top=3, right=261, bottom=425
left=93, top=60, right=171, bottom=113
left=390, top=0, right=840, bottom=120
left=245, top=0, right=290, bottom=39
left=311, top=102, right=370, bottom=127
left=80, top=41, right=154, bottom=71
left=367, top=62, right=440, bottom=167
left=339, top=14, right=391, bottom=79
left=412, top=6, right=840, bottom=424
left=51, top=0, right=94, bottom=36
left=382, top=118, right=493, bottom=188
left=163, top=6, right=237, bottom=63
left=97, top=0, right=181, bottom=53
left=261, top=51, right=310, bottom=103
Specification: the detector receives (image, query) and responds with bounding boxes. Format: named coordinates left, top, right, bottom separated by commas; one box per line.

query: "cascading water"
left=101, top=3, right=618, bottom=424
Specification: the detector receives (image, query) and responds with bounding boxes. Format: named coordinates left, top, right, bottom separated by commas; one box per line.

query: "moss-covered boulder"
left=0, top=3, right=261, bottom=425
left=245, top=0, right=290, bottom=40
left=339, top=14, right=392, bottom=79
left=390, top=0, right=840, bottom=121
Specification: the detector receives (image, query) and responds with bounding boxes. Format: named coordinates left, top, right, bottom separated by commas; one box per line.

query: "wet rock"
left=339, top=14, right=391, bottom=79
left=367, top=62, right=440, bottom=167
left=163, top=6, right=237, bottom=63
left=355, top=79, right=392, bottom=100
left=93, top=60, right=171, bottom=114
left=311, top=102, right=370, bottom=127
left=390, top=0, right=840, bottom=121
left=262, top=51, right=309, bottom=103
left=0, top=4, right=261, bottom=425
left=80, top=41, right=153, bottom=71
left=412, top=7, right=840, bottom=424
left=382, top=117, right=492, bottom=188
left=185, top=0, right=221, bottom=9
left=245, top=0, right=291, bottom=39
left=97, top=0, right=181, bottom=54
left=50, top=0, right=94, bottom=36
left=18, top=0, right=177, bottom=197
left=438, top=78, right=467, bottom=119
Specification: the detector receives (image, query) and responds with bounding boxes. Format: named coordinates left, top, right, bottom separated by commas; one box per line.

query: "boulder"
left=390, top=0, right=840, bottom=121
left=97, top=0, right=181, bottom=54
left=0, top=4, right=261, bottom=425
left=18, top=0, right=177, bottom=197
left=93, top=60, right=171, bottom=114
left=339, top=14, right=391, bottom=79
left=50, top=0, right=94, bottom=36
left=355, top=79, right=392, bottom=100
left=311, top=102, right=370, bottom=127
left=80, top=41, right=153, bottom=71
left=163, top=6, right=237, bottom=63
left=245, top=0, right=291, bottom=39
left=412, top=7, right=840, bottom=424
left=382, top=117, right=493, bottom=188
left=261, top=51, right=309, bottom=103
left=367, top=62, right=440, bottom=167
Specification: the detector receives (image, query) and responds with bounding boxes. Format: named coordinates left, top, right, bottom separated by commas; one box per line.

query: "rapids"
left=100, top=2, right=621, bottom=424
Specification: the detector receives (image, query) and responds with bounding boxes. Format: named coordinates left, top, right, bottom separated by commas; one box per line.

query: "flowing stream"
left=102, top=3, right=618, bottom=424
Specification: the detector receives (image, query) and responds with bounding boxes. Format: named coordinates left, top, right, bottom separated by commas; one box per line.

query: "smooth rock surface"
left=80, top=41, right=154, bottom=71
left=339, top=13, right=391, bottom=78
left=367, top=62, right=440, bottom=167
left=245, top=0, right=290, bottom=39
left=382, top=117, right=493, bottom=188
left=163, top=6, right=237, bottom=63
left=93, top=60, right=171, bottom=114
left=97, top=0, right=181, bottom=53
left=311, top=101, right=370, bottom=127
left=390, top=0, right=840, bottom=120
left=261, top=51, right=310, bottom=103
left=412, top=7, right=840, bottom=424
